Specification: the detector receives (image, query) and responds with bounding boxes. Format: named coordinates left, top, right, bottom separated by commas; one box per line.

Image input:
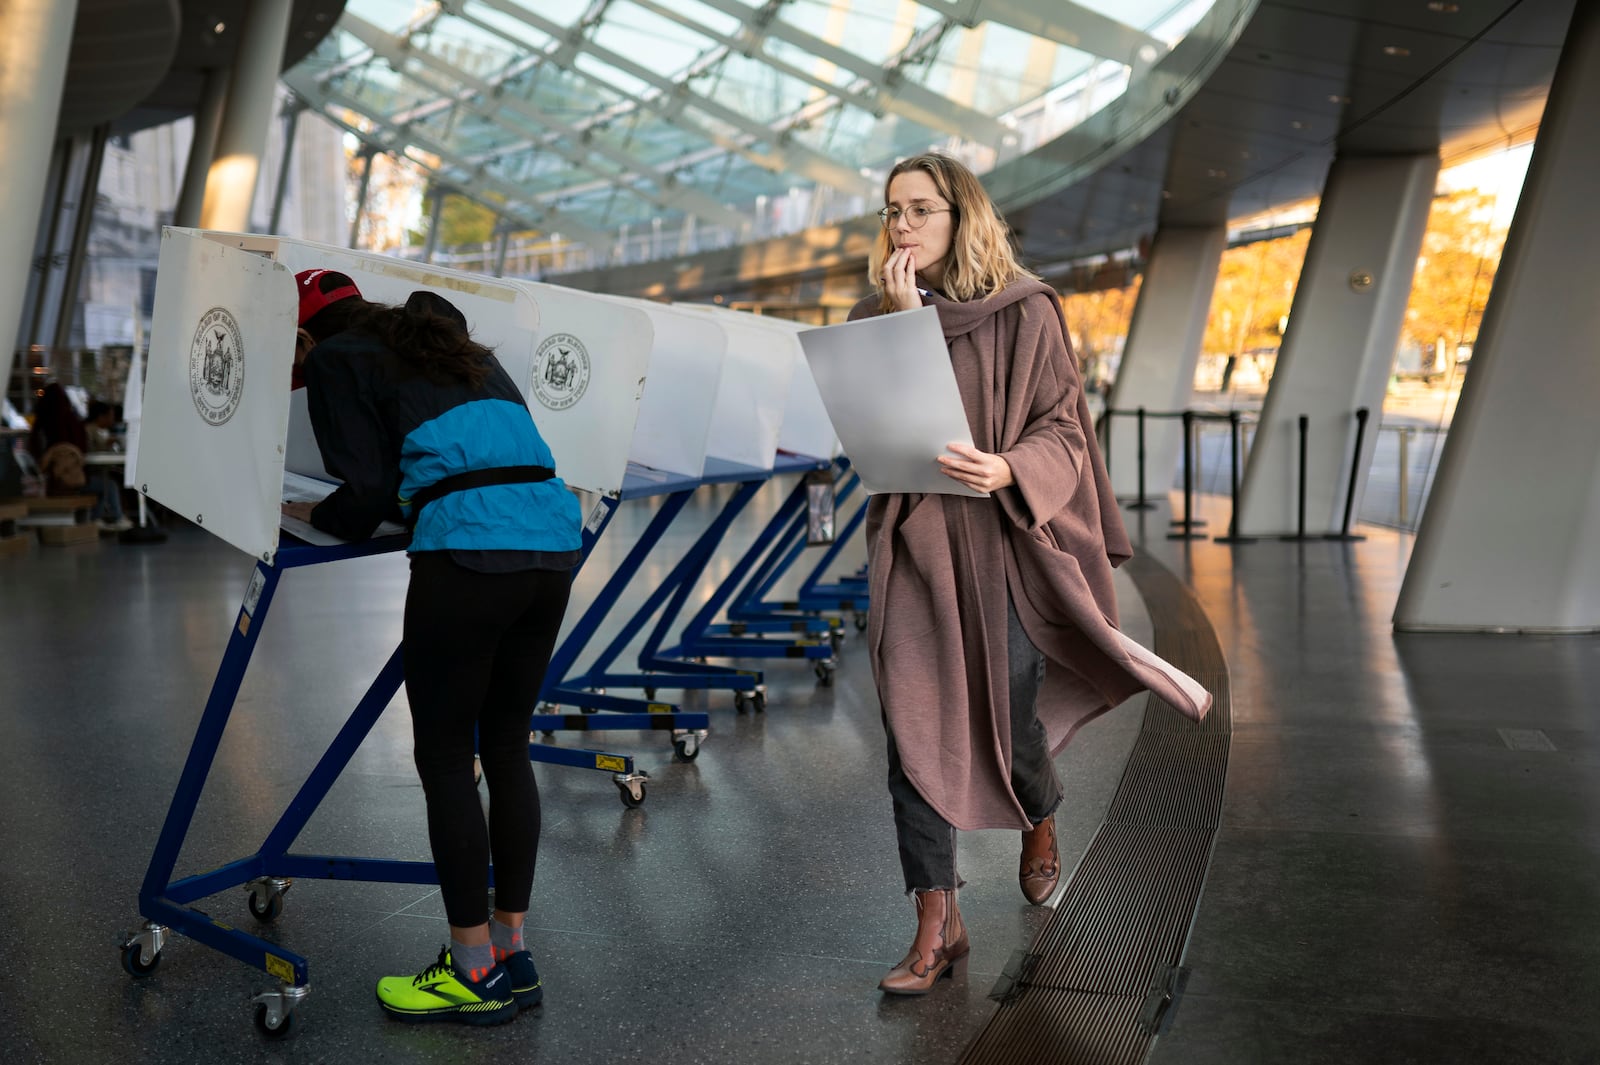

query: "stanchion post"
left=1098, top=409, right=1112, bottom=475
left=1126, top=406, right=1155, bottom=510
left=1398, top=427, right=1412, bottom=526
left=1214, top=410, right=1256, bottom=543
left=1168, top=409, right=1206, bottom=539
left=1326, top=406, right=1369, bottom=542
left=1279, top=414, right=1314, bottom=541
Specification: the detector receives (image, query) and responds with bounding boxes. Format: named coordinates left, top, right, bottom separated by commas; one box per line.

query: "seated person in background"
left=28, top=383, right=87, bottom=496
left=28, top=383, right=129, bottom=531
left=84, top=399, right=131, bottom=532
left=85, top=400, right=121, bottom=453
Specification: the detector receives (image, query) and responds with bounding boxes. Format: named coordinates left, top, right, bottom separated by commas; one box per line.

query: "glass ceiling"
left=282, top=0, right=1218, bottom=255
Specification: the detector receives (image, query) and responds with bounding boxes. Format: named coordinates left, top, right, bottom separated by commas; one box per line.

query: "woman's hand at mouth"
left=882, top=247, right=921, bottom=313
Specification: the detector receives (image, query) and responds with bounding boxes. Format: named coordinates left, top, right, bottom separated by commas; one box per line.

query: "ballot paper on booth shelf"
left=796, top=305, right=986, bottom=497
left=277, top=391, right=408, bottom=546
left=278, top=472, right=408, bottom=546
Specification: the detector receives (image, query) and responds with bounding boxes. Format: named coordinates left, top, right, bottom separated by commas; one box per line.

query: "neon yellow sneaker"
left=375, top=947, right=516, bottom=1025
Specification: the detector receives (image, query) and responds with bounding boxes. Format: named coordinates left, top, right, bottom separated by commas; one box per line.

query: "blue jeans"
left=883, top=597, right=1060, bottom=893
left=87, top=471, right=123, bottom=522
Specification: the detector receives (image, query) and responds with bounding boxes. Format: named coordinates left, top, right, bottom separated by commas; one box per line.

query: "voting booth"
left=539, top=297, right=853, bottom=711
left=139, top=228, right=650, bottom=560
left=123, top=229, right=666, bottom=1035
left=650, top=306, right=857, bottom=671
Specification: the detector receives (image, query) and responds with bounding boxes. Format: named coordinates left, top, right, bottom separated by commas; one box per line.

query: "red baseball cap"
left=295, top=269, right=362, bottom=326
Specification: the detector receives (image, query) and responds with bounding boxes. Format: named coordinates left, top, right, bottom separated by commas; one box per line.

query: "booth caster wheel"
left=246, top=877, right=293, bottom=923
left=814, top=659, right=836, bottom=686
left=252, top=984, right=308, bottom=1040
left=255, top=1003, right=294, bottom=1039
left=734, top=689, right=767, bottom=714
left=830, top=630, right=845, bottom=654
left=672, top=728, right=708, bottom=762
left=854, top=611, right=868, bottom=632
left=120, top=922, right=166, bottom=977
left=614, top=771, right=649, bottom=808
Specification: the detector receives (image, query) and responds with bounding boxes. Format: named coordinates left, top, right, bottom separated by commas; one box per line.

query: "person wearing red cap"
left=283, top=268, right=582, bottom=1026
left=289, top=269, right=362, bottom=389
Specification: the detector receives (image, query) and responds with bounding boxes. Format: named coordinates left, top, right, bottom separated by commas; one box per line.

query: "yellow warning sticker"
left=595, top=754, right=627, bottom=772
left=647, top=703, right=672, bottom=714
left=265, top=953, right=295, bottom=983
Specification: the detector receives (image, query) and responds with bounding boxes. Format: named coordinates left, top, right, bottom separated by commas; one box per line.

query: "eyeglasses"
left=877, top=204, right=953, bottom=229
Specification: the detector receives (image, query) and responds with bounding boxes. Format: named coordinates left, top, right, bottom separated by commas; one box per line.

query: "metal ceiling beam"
left=468, top=0, right=877, bottom=198
left=272, top=94, right=547, bottom=237
left=923, top=0, right=1166, bottom=64
left=338, top=14, right=749, bottom=229
left=442, top=3, right=821, bottom=198
left=284, top=68, right=615, bottom=247
left=627, top=0, right=1004, bottom=145
left=689, top=0, right=1002, bottom=143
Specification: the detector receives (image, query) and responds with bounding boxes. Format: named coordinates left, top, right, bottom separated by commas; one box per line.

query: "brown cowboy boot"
left=1019, top=816, right=1060, bottom=905
left=878, top=888, right=970, bottom=995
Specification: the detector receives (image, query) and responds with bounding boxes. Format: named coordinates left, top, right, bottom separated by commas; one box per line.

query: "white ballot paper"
left=279, top=469, right=407, bottom=546
left=797, top=305, right=986, bottom=497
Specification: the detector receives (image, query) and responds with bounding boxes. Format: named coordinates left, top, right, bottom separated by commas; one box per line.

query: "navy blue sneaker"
left=499, top=949, right=544, bottom=1009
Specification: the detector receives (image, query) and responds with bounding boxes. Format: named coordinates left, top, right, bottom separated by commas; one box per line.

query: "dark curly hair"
left=301, top=272, right=494, bottom=388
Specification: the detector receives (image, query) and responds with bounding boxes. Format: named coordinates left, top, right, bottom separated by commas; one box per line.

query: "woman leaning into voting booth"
left=280, top=269, right=582, bottom=1025
left=850, top=154, right=1211, bottom=995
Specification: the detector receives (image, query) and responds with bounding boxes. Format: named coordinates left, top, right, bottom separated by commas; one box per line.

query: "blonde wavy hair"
left=869, top=153, right=1036, bottom=313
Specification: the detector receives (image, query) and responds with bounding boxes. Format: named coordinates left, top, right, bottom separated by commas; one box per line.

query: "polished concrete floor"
left=2, top=479, right=1597, bottom=1064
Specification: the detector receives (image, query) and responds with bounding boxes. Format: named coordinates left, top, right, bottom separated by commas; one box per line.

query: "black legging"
left=403, top=552, right=571, bottom=928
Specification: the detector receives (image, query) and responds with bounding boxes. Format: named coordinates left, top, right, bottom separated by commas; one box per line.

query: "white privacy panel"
left=678, top=306, right=838, bottom=461
left=140, top=229, right=298, bottom=560
left=504, top=282, right=652, bottom=496
left=684, top=307, right=796, bottom=470
left=597, top=296, right=725, bottom=479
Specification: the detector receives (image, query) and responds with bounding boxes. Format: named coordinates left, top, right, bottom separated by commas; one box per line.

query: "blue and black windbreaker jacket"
left=302, top=293, right=582, bottom=554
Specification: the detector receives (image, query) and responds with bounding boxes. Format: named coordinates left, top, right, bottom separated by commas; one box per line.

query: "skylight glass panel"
left=292, top=0, right=1230, bottom=262
left=458, top=3, right=556, bottom=56
left=572, top=51, right=651, bottom=99
left=597, top=3, right=720, bottom=75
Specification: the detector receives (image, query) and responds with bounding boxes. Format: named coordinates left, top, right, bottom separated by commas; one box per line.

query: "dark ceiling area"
left=1013, top=0, right=1576, bottom=269
left=57, top=0, right=346, bottom=139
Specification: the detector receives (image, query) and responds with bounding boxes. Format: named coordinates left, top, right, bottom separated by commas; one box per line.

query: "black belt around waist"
left=405, top=465, right=555, bottom=529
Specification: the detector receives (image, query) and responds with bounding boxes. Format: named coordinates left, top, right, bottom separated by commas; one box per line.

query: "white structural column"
left=175, top=67, right=233, bottom=229
left=1, top=0, right=78, bottom=388
left=1235, top=154, right=1437, bottom=536
left=1395, top=2, right=1600, bottom=633
left=1105, top=226, right=1226, bottom=499
left=199, top=0, right=294, bottom=232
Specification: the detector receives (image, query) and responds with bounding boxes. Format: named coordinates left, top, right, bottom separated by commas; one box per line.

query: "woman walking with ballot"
left=281, top=269, right=582, bottom=1025
left=850, top=154, right=1212, bottom=995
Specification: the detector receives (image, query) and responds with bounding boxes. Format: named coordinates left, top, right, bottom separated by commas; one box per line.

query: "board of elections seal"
left=189, top=307, right=245, bottom=426
left=530, top=333, right=590, bottom=411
